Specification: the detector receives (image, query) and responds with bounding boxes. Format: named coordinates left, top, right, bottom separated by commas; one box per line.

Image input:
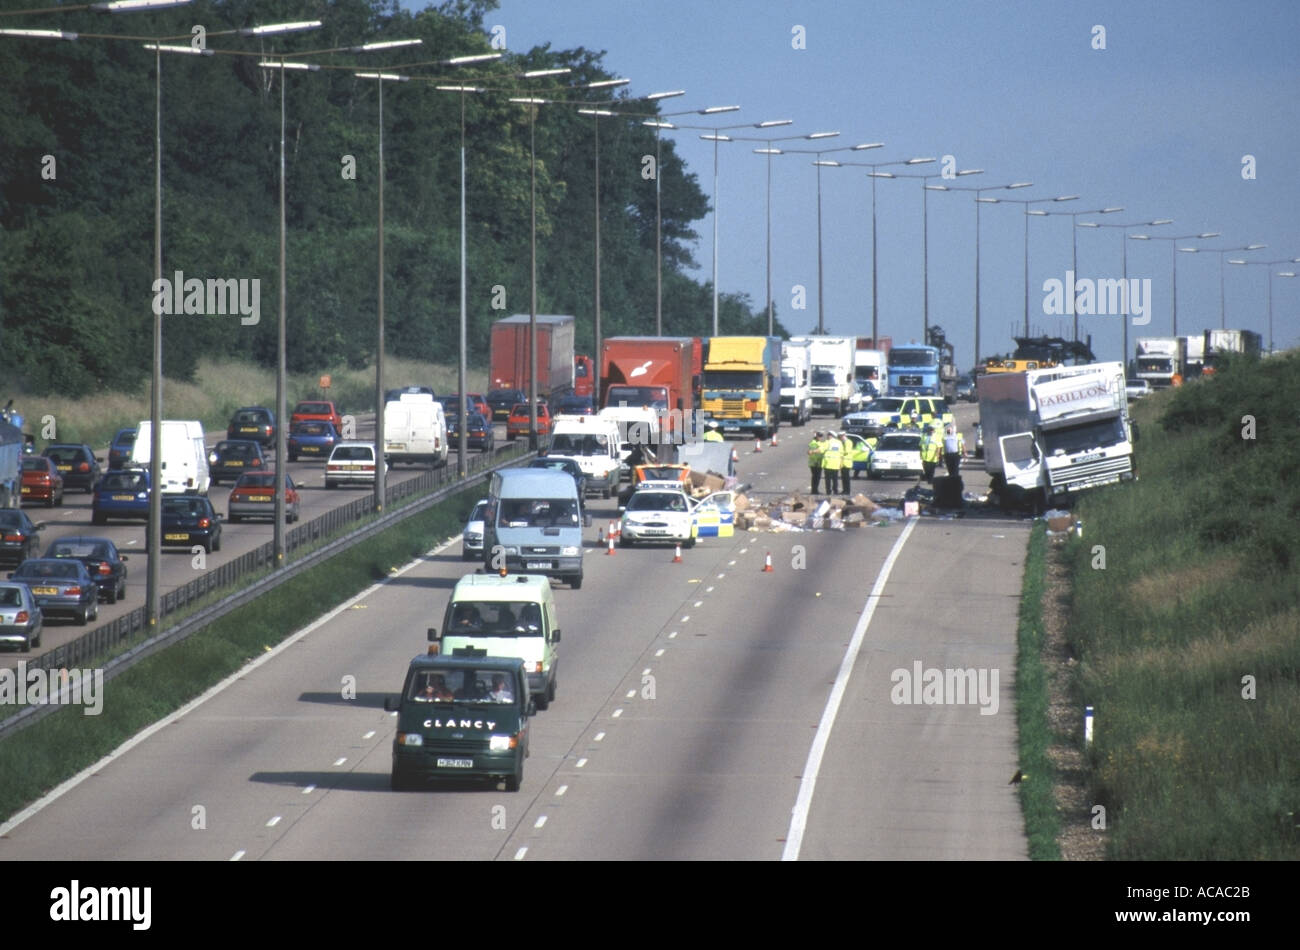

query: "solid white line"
left=705, top=586, right=715, bottom=592
left=576, top=758, right=587, bottom=768
left=654, top=649, right=664, bottom=657
left=0, top=534, right=457, bottom=839
left=680, top=615, right=690, bottom=622
left=362, top=730, right=375, bottom=740
left=302, top=785, right=316, bottom=795
left=611, top=708, right=623, bottom=718
left=781, top=516, right=919, bottom=861
left=641, top=668, right=651, bottom=676
left=668, top=631, right=678, bottom=639
left=693, top=600, right=703, bottom=607
left=625, top=689, right=636, bottom=699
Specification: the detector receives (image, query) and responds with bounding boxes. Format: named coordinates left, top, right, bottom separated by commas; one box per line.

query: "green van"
left=385, top=653, right=533, bottom=792
left=433, top=573, right=560, bottom=710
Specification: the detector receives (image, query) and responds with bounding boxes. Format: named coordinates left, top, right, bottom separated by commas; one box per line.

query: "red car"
left=290, top=400, right=344, bottom=432
left=20, top=456, right=64, bottom=508
left=467, top=393, right=490, bottom=419
left=227, top=471, right=301, bottom=523
left=507, top=403, right=552, bottom=441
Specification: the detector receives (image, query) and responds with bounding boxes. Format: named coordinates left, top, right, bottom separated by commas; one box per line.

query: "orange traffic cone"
left=730, top=448, right=739, bottom=465
left=609, top=519, right=618, bottom=540
left=607, top=533, right=616, bottom=555
left=762, top=551, right=774, bottom=572
left=672, top=544, right=682, bottom=563
left=770, top=431, right=778, bottom=447
left=755, top=439, right=763, bottom=453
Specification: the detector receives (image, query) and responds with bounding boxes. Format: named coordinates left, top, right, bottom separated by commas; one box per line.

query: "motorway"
left=0, top=403, right=1031, bottom=860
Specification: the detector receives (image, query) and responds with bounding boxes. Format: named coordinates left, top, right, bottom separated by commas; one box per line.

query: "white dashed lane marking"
left=266, top=816, right=281, bottom=827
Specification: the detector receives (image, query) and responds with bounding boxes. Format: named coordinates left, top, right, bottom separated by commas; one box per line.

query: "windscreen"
left=810, top=368, right=838, bottom=386
left=445, top=601, right=544, bottom=637
left=498, top=498, right=579, bottom=527
left=408, top=667, right=519, bottom=704
left=890, top=350, right=938, bottom=368
left=627, top=492, right=688, bottom=512
left=606, top=386, right=668, bottom=409
left=1041, top=416, right=1126, bottom=455
left=702, top=370, right=763, bottom=390
left=548, top=433, right=610, bottom=456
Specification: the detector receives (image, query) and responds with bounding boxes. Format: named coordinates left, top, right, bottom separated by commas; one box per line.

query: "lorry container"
left=1181, top=334, right=1206, bottom=377
left=1202, top=328, right=1262, bottom=374
left=599, top=336, right=696, bottom=442
left=853, top=348, right=889, bottom=397
left=489, top=314, right=577, bottom=402
left=1135, top=336, right=1187, bottom=388
left=779, top=339, right=813, bottom=425
left=977, top=361, right=1134, bottom=511
left=791, top=336, right=859, bottom=416
left=699, top=336, right=782, bottom=440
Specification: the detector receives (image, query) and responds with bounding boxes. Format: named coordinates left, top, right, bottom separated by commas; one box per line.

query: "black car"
left=528, top=456, right=588, bottom=503
left=42, top=536, right=129, bottom=604
left=487, top=388, right=526, bottom=421
left=8, top=558, right=98, bottom=625
left=208, top=439, right=268, bottom=485
left=448, top=412, right=496, bottom=451
left=159, top=494, right=222, bottom=554
left=555, top=394, right=595, bottom=416
left=108, top=428, right=137, bottom=471
left=42, top=443, right=103, bottom=493
left=0, top=509, right=45, bottom=567
left=955, top=376, right=977, bottom=402
left=226, top=407, right=276, bottom=446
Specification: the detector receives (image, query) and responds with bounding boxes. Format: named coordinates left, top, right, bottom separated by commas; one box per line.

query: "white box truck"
left=779, top=339, right=813, bottom=426
left=132, top=420, right=210, bottom=494
left=1135, top=337, right=1187, bottom=389
left=853, top=347, right=889, bottom=398
left=792, top=336, right=859, bottom=416
left=383, top=392, right=449, bottom=467
left=977, top=361, right=1134, bottom=511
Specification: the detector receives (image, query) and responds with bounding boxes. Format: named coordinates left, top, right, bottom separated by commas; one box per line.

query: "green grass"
left=0, top=484, right=483, bottom=824
left=1062, top=352, right=1300, bottom=859
left=1015, top=521, right=1061, bottom=859
left=12, top=355, right=487, bottom=454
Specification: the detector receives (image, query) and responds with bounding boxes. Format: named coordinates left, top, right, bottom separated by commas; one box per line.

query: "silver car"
left=462, top=499, right=488, bottom=561
left=0, top=582, right=43, bottom=651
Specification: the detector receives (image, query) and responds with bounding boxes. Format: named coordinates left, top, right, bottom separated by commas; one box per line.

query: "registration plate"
left=164, top=533, right=188, bottom=541
left=32, top=586, right=57, bottom=596
left=643, top=529, right=666, bottom=536
left=525, top=561, right=551, bottom=570
left=891, top=462, right=908, bottom=469
left=113, top=494, right=134, bottom=501
left=57, top=465, right=72, bottom=472
left=247, top=496, right=272, bottom=502
left=228, top=461, right=243, bottom=467
left=436, top=757, right=474, bottom=769
left=240, top=426, right=258, bottom=433
left=20, top=487, right=30, bottom=493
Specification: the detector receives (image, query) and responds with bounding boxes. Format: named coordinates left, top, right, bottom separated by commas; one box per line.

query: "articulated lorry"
left=599, top=336, right=696, bottom=442
left=489, top=314, right=576, bottom=402
left=1135, top=337, right=1187, bottom=388
left=1202, top=328, right=1262, bottom=375
left=699, top=336, right=781, bottom=440
left=791, top=336, right=859, bottom=416
left=977, top=361, right=1135, bottom=511
left=888, top=342, right=943, bottom=396
left=779, top=339, right=813, bottom=426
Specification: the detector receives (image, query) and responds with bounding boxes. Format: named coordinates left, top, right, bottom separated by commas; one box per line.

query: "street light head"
left=439, top=85, right=487, bottom=93
left=813, top=160, right=840, bottom=167
left=642, top=119, right=675, bottom=128
left=579, top=108, right=618, bottom=117
left=1007, top=182, right=1034, bottom=189
left=2, top=28, right=78, bottom=40
left=925, top=184, right=949, bottom=191
left=586, top=78, right=631, bottom=89
left=954, top=169, right=984, bottom=176
left=521, top=68, right=570, bottom=79
left=1177, top=247, right=1200, bottom=253
left=1244, top=243, right=1267, bottom=250
left=646, top=89, right=686, bottom=100
left=868, top=171, right=896, bottom=179
left=1129, top=234, right=1151, bottom=240
left=1196, top=232, right=1220, bottom=239
left=852, top=142, right=884, bottom=150
left=238, top=20, right=322, bottom=37
left=260, top=61, right=319, bottom=71
left=755, top=119, right=794, bottom=128
left=445, top=53, right=502, bottom=65
left=975, top=196, right=1000, bottom=203
left=905, top=157, right=936, bottom=164
left=93, top=0, right=193, bottom=11
left=1227, top=259, right=1248, bottom=265
left=1027, top=209, right=1049, bottom=216
left=807, top=131, right=841, bottom=140
left=1053, top=195, right=1080, bottom=201
left=356, top=72, right=408, bottom=82
left=1149, top=218, right=1174, bottom=226
left=700, top=133, right=732, bottom=142
left=511, top=96, right=548, bottom=104
left=1099, top=206, right=1124, bottom=214
left=1279, top=272, right=1297, bottom=278
left=753, top=147, right=782, bottom=154
left=1077, top=221, right=1099, bottom=228
left=353, top=39, right=423, bottom=52
left=700, top=105, right=741, bottom=114
left=146, top=43, right=213, bottom=55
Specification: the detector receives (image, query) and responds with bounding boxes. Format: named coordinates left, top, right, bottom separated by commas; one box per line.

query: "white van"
left=545, top=415, right=623, bottom=498
left=383, top=392, right=449, bottom=467
left=132, top=420, right=210, bottom=494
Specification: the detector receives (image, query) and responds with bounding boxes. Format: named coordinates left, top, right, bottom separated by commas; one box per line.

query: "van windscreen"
left=498, top=498, right=578, bottom=528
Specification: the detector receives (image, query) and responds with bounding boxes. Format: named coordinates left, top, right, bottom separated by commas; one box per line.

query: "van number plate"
left=526, top=561, right=551, bottom=570
left=437, top=758, right=474, bottom=769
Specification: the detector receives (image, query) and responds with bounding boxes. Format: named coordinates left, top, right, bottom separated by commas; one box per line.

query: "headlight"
left=489, top=734, right=517, bottom=751
left=504, top=546, right=519, bottom=556
left=208, top=453, right=218, bottom=463
left=561, top=545, right=581, bottom=556
left=396, top=733, right=424, bottom=746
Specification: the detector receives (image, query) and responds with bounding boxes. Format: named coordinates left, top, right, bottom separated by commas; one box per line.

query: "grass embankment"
left=0, top=484, right=483, bottom=824
left=1062, top=352, right=1300, bottom=859
left=1014, top=522, right=1060, bottom=859
left=12, top=355, right=485, bottom=453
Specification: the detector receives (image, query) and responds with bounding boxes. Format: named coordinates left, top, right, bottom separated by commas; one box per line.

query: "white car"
left=1125, top=379, right=1151, bottom=401
left=462, top=498, right=487, bottom=561
left=325, top=441, right=384, bottom=488
left=868, top=432, right=924, bottom=479
left=618, top=488, right=736, bottom=546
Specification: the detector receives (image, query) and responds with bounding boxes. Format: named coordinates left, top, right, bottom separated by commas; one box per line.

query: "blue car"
left=108, top=428, right=137, bottom=471
left=92, top=468, right=151, bottom=525
left=287, top=421, right=340, bottom=462
left=8, top=558, right=99, bottom=626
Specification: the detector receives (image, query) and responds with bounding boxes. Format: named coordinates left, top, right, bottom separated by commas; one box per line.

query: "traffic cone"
left=755, top=439, right=763, bottom=453
left=609, top=519, right=618, bottom=540
left=672, top=544, right=682, bottom=563
left=730, top=448, right=739, bottom=465
left=762, top=551, right=773, bottom=572
left=770, top=431, right=778, bottom=447
left=607, top=533, right=616, bottom=555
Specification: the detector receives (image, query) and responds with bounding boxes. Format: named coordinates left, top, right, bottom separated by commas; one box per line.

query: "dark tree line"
left=0, top=0, right=784, bottom=397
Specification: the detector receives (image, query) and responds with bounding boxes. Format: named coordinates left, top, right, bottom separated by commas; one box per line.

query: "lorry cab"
left=483, top=468, right=587, bottom=589
left=384, top=654, right=533, bottom=792
left=432, top=572, right=560, bottom=710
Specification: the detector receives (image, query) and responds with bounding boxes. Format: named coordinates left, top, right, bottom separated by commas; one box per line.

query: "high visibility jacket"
left=703, top=430, right=724, bottom=442
left=820, top=437, right=843, bottom=470
left=841, top=439, right=858, bottom=469
left=844, top=439, right=869, bottom=467
left=807, top=438, right=824, bottom=466
left=920, top=437, right=942, bottom=463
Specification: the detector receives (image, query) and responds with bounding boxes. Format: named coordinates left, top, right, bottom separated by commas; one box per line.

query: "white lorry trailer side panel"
left=794, top=336, right=858, bottom=416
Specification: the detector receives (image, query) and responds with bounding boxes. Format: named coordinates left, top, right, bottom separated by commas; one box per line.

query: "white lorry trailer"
left=977, top=361, right=1135, bottom=511
left=779, top=339, right=813, bottom=426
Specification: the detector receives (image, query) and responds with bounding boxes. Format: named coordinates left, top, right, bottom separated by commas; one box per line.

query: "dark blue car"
left=9, top=558, right=99, bottom=626
left=92, top=469, right=151, bottom=525
left=108, top=428, right=137, bottom=471
left=287, top=421, right=340, bottom=462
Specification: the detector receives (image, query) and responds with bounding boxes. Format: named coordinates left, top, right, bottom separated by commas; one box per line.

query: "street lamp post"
left=927, top=182, right=1034, bottom=369
left=1025, top=205, right=1124, bottom=341
left=1128, top=231, right=1220, bottom=336
left=1228, top=257, right=1300, bottom=352
left=978, top=195, right=1079, bottom=337
left=1177, top=243, right=1268, bottom=328
left=1075, top=218, right=1172, bottom=370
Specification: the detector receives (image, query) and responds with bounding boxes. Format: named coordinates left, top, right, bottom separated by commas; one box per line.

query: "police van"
left=384, top=654, right=533, bottom=792
left=433, top=572, right=561, bottom=710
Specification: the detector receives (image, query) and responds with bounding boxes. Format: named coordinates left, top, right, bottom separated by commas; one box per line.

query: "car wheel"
left=212, top=533, right=221, bottom=553
left=46, top=494, right=55, bottom=508
left=462, top=548, right=476, bottom=561
left=534, top=690, right=549, bottom=712
left=77, top=606, right=89, bottom=626
left=325, top=480, right=335, bottom=490
left=617, top=535, right=629, bottom=548
left=204, top=537, right=214, bottom=554
left=32, top=628, right=41, bottom=649
left=602, top=486, right=611, bottom=499
left=106, top=584, right=117, bottom=605
left=547, top=675, right=557, bottom=704
left=391, top=768, right=415, bottom=792
left=684, top=536, right=696, bottom=549
left=570, top=574, right=582, bottom=590
left=117, top=580, right=126, bottom=601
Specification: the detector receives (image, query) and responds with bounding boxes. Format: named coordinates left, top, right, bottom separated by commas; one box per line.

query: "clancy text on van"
left=151, top=270, right=260, bottom=325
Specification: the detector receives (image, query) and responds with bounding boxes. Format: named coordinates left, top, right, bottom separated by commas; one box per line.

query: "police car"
left=867, top=432, right=924, bottom=479
left=618, top=486, right=735, bottom=547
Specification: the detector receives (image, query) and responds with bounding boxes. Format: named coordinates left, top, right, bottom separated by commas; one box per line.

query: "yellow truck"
left=699, top=336, right=781, bottom=440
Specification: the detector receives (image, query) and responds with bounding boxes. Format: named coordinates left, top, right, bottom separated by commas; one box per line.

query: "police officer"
left=920, top=425, right=941, bottom=482
left=807, top=430, right=825, bottom=494
left=703, top=421, right=724, bottom=442
left=839, top=432, right=855, bottom=495
left=943, top=424, right=965, bottom=478
left=821, top=430, right=843, bottom=495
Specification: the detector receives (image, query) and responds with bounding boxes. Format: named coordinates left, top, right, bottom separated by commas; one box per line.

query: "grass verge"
left=0, top=484, right=483, bottom=824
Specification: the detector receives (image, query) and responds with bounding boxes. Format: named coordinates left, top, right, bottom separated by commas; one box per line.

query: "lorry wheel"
left=547, top=676, right=557, bottom=704
left=534, top=691, right=549, bottom=712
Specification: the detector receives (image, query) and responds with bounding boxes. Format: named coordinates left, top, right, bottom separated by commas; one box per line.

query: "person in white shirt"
left=489, top=674, right=515, bottom=703
left=942, top=425, right=964, bottom=478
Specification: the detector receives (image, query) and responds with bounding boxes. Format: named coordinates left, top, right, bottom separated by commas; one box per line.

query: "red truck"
left=574, top=354, right=596, bottom=399
left=600, top=336, right=697, bottom=441
left=489, top=314, right=577, bottom=402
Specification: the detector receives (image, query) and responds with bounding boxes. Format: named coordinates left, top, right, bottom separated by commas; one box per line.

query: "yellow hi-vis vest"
left=821, top=437, right=843, bottom=470
left=807, top=438, right=824, bottom=466
left=921, top=436, right=942, bottom=463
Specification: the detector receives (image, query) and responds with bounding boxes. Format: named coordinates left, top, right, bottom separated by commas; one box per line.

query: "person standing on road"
left=839, top=432, right=854, bottom=496
left=820, top=431, right=843, bottom=495
left=920, top=425, right=941, bottom=482
left=808, top=430, right=825, bottom=494
left=943, top=424, right=964, bottom=479
left=703, top=421, right=724, bottom=442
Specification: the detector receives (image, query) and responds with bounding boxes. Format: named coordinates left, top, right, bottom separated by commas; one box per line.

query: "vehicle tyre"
left=507, top=433, right=516, bottom=442
left=570, top=573, right=582, bottom=590
left=684, top=536, right=696, bottom=549
left=204, top=537, right=214, bottom=555
left=92, top=510, right=107, bottom=526
left=325, top=480, right=335, bottom=489
left=46, top=493, right=55, bottom=508
left=868, top=470, right=880, bottom=480
left=602, top=485, right=611, bottom=499
left=504, top=763, right=522, bottom=792
left=77, top=606, right=89, bottom=626
left=547, top=675, right=557, bottom=704
left=534, top=690, right=549, bottom=712
left=617, top=535, right=629, bottom=548
left=117, top=580, right=126, bottom=601
left=106, top=584, right=118, bottom=605
left=462, top=548, right=476, bottom=561
left=288, top=453, right=297, bottom=463
left=32, top=629, right=41, bottom=649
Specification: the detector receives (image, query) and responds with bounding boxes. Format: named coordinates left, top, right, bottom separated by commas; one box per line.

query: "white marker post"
left=1084, top=705, right=1094, bottom=745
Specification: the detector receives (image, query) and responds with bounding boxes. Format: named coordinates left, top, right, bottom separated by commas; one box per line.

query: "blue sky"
left=411, top=0, right=1300, bottom=365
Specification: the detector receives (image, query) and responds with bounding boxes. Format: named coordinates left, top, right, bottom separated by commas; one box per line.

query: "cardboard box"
left=781, top=510, right=808, bottom=526
left=903, top=501, right=919, bottom=517
left=688, top=470, right=726, bottom=493
left=1047, top=514, right=1073, bottom=532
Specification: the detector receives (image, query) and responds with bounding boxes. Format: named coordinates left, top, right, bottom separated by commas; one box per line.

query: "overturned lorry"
left=977, top=361, right=1135, bottom=511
